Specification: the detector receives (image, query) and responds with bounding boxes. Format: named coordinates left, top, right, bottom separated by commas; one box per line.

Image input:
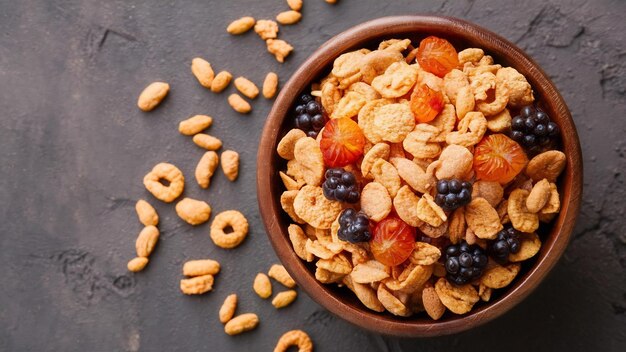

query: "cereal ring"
left=210, top=210, right=249, bottom=249
left=273, top=330, right=313, bottom=352
left=143, top=162, right=185, bottom=203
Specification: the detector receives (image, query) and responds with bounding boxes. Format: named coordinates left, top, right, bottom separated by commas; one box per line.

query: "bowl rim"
left=257, top=15, right=583, bottom=337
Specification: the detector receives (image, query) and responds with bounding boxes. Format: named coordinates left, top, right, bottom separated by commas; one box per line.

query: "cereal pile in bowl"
left=276, top=36, right=567, bottom=319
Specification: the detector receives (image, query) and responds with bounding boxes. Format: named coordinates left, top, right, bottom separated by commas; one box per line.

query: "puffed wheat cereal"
left=255, top=20, right=279, bottom=40
left=234, top=77, right=259, bottom=99
left=137, top=82, right=169, bottom=111
left=127, top=257, right=149, bottom=272
left=263, top=72, right=279, bottom=99
left=220, top=150, right=240, bottom=181
left=227, top=16, right=255, bottom=35
left=253, top=273, right=273, bottom=299
left=224, top=313, right=259, bottom=335
left=195, top=151, right=219, bottom=189
left=266, top=39, right=293, bottom=63
left=268, top=264, right=296, bottom=288
left=175, top=198, right=211, bottom=225
left=276, top=11, right=301, bottom=25
left=180, top=274, right=214, bottom=295
left=228, top=94, right=252, bottom=114
left=183, top=259, right=220, bottom=277
left=219, top=294, right=238, bottom=324
left=191, top=58, right=214, bottom=88
left=135, top=225, right=159, bottom=257
left=179, top=114, right=213, bottom=136
left=135, top=199, right=159, bottom=226
left=272, top=290, right=298, bottom=308
left=193, top=133, right=222, bottom=150
left=211, top=71, right=233, bottom=93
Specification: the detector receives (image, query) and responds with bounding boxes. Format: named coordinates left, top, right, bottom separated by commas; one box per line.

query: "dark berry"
left=435, top=179, right=472, bottom=211
left=294, top=94, right=325, bottom=138
left=337, top=209, right=371, bottom=243
left=488, top=226, right=521, bottom=263
left=510, top=105, right=559, bottom=152
left=444, top=241, right=488, bottom=285
left=521, top=106, right=535, bottom=117
left=322, top=168, right=359, bottom=203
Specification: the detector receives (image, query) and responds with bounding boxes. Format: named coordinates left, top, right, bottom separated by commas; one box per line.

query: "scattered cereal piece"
left=193, top=133, right=223, bottom=150
left=272, top=290, right=298, bottom=308
left=525, top=150, right=566, bottom=183
left=266, top=39, right=293, bottom=63
left=360, top=182, right=392, bottom=222
left=183, top=259, right=221, bottom=276
left=195, top=151, right=219, bottom=189
left=219, top=294, right=238, bottom=324
left=422, top=286, right=446, bottom=320
left=143, top=162, right=185, bottom=203
left=273, top=329, right=313, bottom=352
left=276, top=10, right=302, bottom=25
left=253, top=273, right=273, bottom=299
left=433, top=144, right=473, bottom=180
left=277, top=129, right=307, bottom=160
left=465, top=197, right=502, bottom=239
left=227, top=16, right=255, bottom=35
left=325, top=0, right=337, bottom=3
left=526, top=178, right=551, bottom=213
left=191, top=58, right=214, bottom=88
left=234, top=77, right=259, bottom=99
left=224, top=313, right=259, bottom=336
left=135, top=199, right=159, bottom=226
left=135, top=225, right=159, bottom=257
left=127, top=257, right=149, bottom=272
left=180, top=274, right=214, bottom=295
left=211, top=71, right=233, bottom=93
left=286, top=0, right=303, bottom=11
left=255, top=20, right=279, bottom=40
left=228, top=94, right=252, bottom=114
left=179, top=114, right=213, bottom=136
left=175, top=198, right=212, bottom=225
left=434, top=277, right=479, bottom=314
left=410, top=242, right=441, bottom=265
left=371, top=159, right=401, bottom=198
left=210, top=210, right=249, bottom=249
left=221, top=150, right=240, bottom=181
left=137, top=82, right=169, bottom=112
left=263, top=72, right=279, bottom=99
left=268, top=264, right=296, bottom=288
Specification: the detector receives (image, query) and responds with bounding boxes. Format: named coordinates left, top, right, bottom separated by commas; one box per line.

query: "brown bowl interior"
left=257, top=15, right=583, bottom=337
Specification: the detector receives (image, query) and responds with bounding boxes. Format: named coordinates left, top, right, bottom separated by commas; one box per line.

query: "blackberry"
left=322, top=168, right=360, bottom=203
left=510, top=105, right=559, bottom=152
left=434, top=179, right=472, bottom=211
left=488, top=226, right=521, bottom=263
left=444, top=241, right=488, bottom=285
left=337, top=208, right=371, bottom=243
left=294, top=94, right=325, bottom=138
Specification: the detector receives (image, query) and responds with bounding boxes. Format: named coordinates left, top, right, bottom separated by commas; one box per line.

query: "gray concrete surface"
left=1, top=0, right=625, bottom=351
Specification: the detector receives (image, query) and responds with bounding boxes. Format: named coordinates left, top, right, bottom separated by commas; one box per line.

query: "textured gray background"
left=1, top=0, right=625, bottom=351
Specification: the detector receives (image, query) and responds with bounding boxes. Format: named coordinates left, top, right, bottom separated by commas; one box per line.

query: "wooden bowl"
left=257, top=15, right=582, bottom=337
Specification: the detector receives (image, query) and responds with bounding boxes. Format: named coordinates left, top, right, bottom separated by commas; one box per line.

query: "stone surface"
left=1, top=0, right=625, bottom=351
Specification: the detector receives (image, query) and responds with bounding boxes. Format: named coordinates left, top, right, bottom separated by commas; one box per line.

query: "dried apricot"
left=473, top=134, right=528, bottom=184
left=417, top=36, right=459, bottom=77
left=320, top=118, right=365, bottom=167
left=409, top=84, right=445, bottom=123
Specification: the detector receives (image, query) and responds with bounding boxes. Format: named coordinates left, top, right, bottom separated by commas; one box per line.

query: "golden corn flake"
left=465, top=197, right=503, bottom=239
left=373, top=103, right=415, bottom=143
left=293, top=185, right=342, bottom=229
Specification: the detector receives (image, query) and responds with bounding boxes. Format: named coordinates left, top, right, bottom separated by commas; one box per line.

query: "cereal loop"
left=143, top=162, right=185, bottom=203
left=210, top=210, right=249, bottom=249
left=273, top=330, right=313, bottom=352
